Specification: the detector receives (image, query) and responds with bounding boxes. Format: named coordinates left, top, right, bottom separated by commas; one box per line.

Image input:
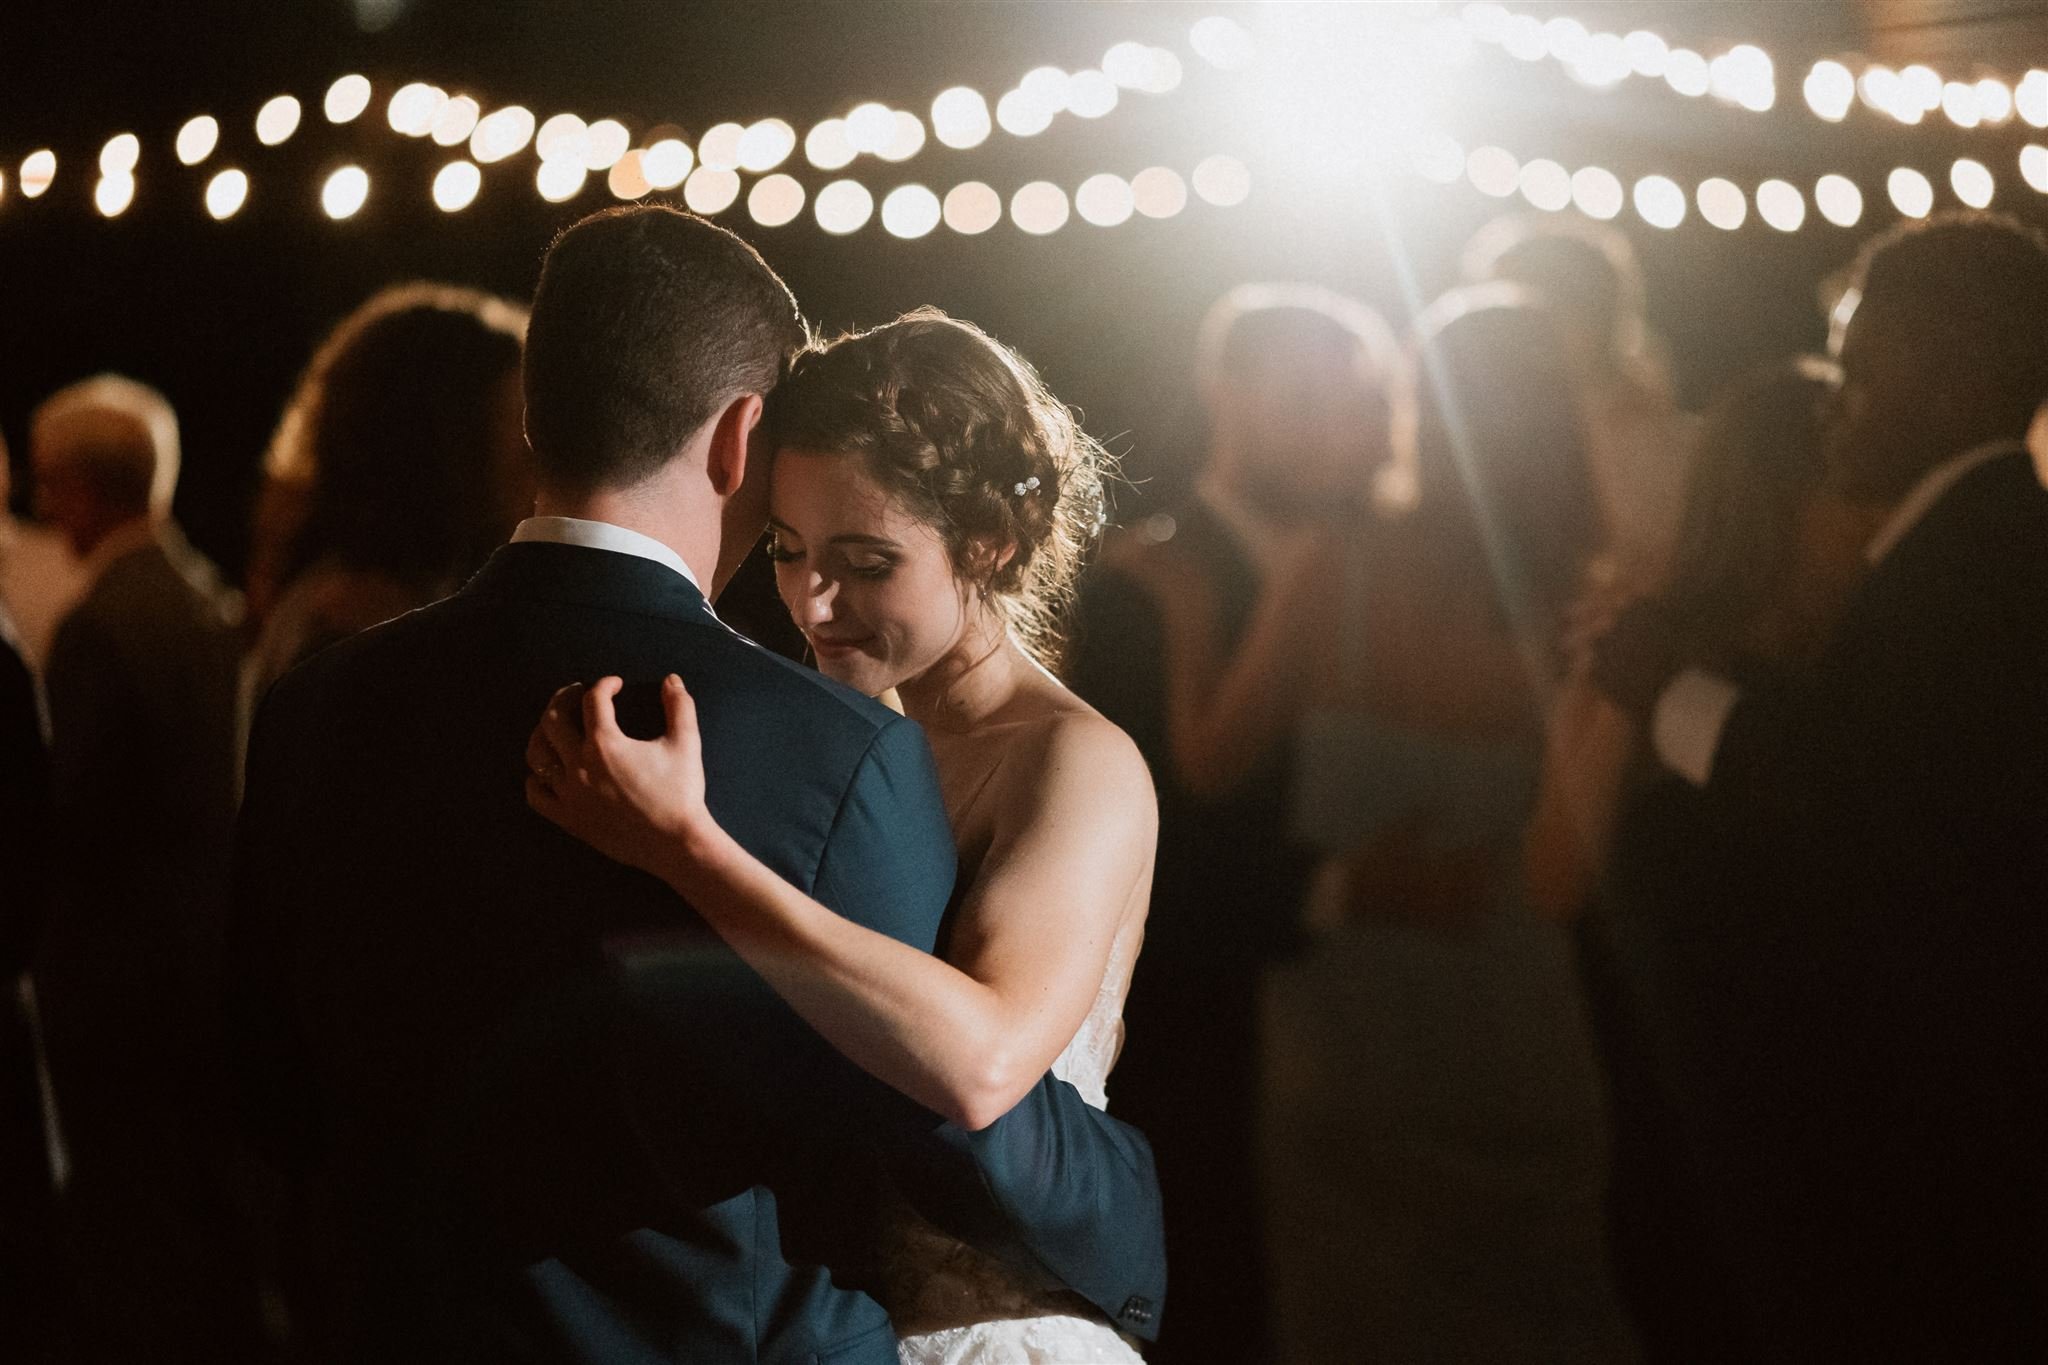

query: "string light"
left=1633, top=175, right=1686, bottom=229
left=95, top=173, right=135, bottom=218
left=747, top=172, right=806, bottom=227
left=1887, top=167, right=1934, bottom=218
left=1130, top=165, right=1188, bottom=219
left=931, top=88, right=992, bottom=150
left=736, top=119, right=796, bottom=173
left=256, top=95, right=303, bottom=147
left=1756, top=178, right=1805, bottom=231
left=20, top=150, right=55, bottom=199
left=942, top=181, right=1002, bottom=234
left=431, top=96, right=483, bottom=148
left=433, top=160, right=482, bottom=212
left=1009, top=180, right=1070, bottom=235
left=1570, top=165, right=1624, bottom=219
left=1696, top=177, right=1746, bottom=230
left=534, top=158, right=586, bottom=204
left=1075, top=172, right=1136, bottom=227
left=321, top=165, right=370, bottom=219
left=2022, top=144, right=2048, bottom=193
left=682, top=166, right=740, bottom=215
left=100, top=134, right=141, bottom=177
left=1816, top=174, right=1864, bottom=227
left=814, top=179, right=874, bottom=234
left=1517, top=157, right=1570, bottom=212
left=176, top=116, right=219, bottom=166
left=325, top=75, right=373, bottom=124
left=1950, top=157, right=1995, bottom=208
left=880, top=184, right=942, bottom=238
left=607, top=151, right=652, bottom=200
left=388, top=84, right=444, bottom=137
left=643, top=139, right=693, bottom=189
left=470, top=107, right=536, bottom=164
left=205, top=168, right=248, bottom=219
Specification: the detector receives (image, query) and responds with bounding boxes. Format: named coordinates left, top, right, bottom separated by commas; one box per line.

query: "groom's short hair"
left=524, top=205, right=806, bottom=491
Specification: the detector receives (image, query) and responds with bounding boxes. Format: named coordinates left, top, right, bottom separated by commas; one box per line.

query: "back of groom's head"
left=524, top=205, right=806, bottom=492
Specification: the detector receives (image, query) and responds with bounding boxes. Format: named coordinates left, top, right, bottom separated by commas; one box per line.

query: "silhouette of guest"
left=29, top=374, right=264, bottom=1361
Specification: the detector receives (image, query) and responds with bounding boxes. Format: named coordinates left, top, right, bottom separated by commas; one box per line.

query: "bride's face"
left=766, top=449, right=974, bottom=696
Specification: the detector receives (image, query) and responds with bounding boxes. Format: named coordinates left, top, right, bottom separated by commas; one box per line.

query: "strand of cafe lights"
left=0, top=23, right=1253, bottom=238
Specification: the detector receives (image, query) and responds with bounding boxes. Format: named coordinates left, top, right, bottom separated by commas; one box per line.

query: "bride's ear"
left=705, top=392, right=766, bottom=498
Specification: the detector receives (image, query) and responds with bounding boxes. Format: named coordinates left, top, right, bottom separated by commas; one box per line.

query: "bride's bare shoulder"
left=993, top=692, right=1155, bottom=828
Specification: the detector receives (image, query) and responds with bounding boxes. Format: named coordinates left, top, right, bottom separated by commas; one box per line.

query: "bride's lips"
left=808, top=634, right=874, bottom=659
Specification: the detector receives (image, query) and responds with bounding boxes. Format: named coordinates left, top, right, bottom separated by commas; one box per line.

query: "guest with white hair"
left=28, top=374, right=265, bottom=1360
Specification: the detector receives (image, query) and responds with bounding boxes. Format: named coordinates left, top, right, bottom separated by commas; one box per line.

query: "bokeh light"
left=1887, top=167, right=1934, bottom=218
left=2022, top=144, right=2048, bottom=194
left=256, top=95, right=303, bottom=146
left=99, top=133, right=140, bottom=177
left=1465, top=145, right=1519, bottom=198
left=1066, top=70, right=1120, bottom=119
left=845, top=104, right=896, bottom=155
left=805, top=119, right=856, bottom=171
left=1411, top=132, right=1466, bottom=185
left=1010, top=180, right=1070, bottom=234
left=389, top=83, right=444, bottom=137
left=1901, top=65, right=1942, bottom=113
left=322, top=165, right=370, bottom=219
left=644, top=139, right=693, bottom=189
left=1130, top=165, right=1188, bottom=218
left=1623, top=30, right=1669, bottom=78
left=535, top=159, right=588, bottom=204
left=1697, top=177, right=1746, bottom=230
left=737, top=119, right=797, bottom=173
left=682, top=166, right=741, bottom=214
left=942, top=181, right=1002, bottom=234
left=1976, top=78, right=2014, bottom=126
left=1517, top=158, right=1570, bottom=212
left=95, top=174, right=135, bottom=218
left=877, top=111, right=926, bottom=163
left=881, top=184, right=943, bottom=238
left=1756, top=179, right=1805, bottom=231
left=536, top=114, right=590, bottom=164
left=434, top=160, right=482, bottom=211
left=2020, top=70, right=2048, bottom=128
left=996, top=88, right=1055, bottom=137
left=1191, top=154, right=1251, bottom=207
left=607, top=151, right=652, bottom=201
left=431, top=95, right=483, bottom=148
left=176, top=116, right=219, bottom=166
left=1708, top=44, right=1774, bottom=112
left=1664, top=49, right=1710, bottom=97
left=20, top=150, right=56, bottom=199
left=471, top=107, right=536, bottom=164
left=1803, top=61, right=1855, bottom=121
left=747, top=173, right=806, bottom=227
left=1190, top=16, right=1257, bottom=70
left=1941, top=81, right=1982, bottom=129
left=1815, top=174, right=1864, bottom=226
left=1950, top=157, right=1995, bottom=208
left=1633, top=174, right=1686, bottom=228
left=204, top=168, right=248, bottom=220
left=1570, top=165, right=1624, bottom=220
left=581, top=119, right=631, bottom=171
left=1075, top=172, right=1135, bottom=226
left=815, top=179, right=875, bottom=234
left=697, top=122, right=745, bottom=171
left=932, top=88, right=992, bottom=150
left=325, top=74, right=372, bottom=124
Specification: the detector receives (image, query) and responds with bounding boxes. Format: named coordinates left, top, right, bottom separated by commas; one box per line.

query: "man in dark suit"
left=230, top=206, right=1163, bottom=1364
left=29, top=375, right=264, bottom=1361
left=1068, top=285, right=1395, bottom=1363
left=1596, top=212, right=2048, bottom=1360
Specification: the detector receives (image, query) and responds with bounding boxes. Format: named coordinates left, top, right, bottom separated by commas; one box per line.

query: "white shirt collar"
left=511, top=516, right=708, bottom=598
left=1865, top=440, right=2029, bottom=566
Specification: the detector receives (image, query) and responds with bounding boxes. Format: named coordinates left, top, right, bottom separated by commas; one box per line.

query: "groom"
left=228, top=205, right=1164, bottom=1363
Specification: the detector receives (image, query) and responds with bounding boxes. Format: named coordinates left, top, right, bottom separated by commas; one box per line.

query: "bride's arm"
left=528, top=676, right=1156, bottom=1132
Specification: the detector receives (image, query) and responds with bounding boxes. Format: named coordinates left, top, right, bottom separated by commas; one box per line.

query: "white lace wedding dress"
left=883, top=930, right=1146, bottom=1364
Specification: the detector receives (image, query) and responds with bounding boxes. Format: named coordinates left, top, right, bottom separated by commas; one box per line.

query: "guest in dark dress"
left=1068, top=284, right=1398, bottom=1363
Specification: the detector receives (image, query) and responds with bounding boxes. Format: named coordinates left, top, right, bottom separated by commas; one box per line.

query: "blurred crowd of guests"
left=3, top=206, right=2045, bottom=1363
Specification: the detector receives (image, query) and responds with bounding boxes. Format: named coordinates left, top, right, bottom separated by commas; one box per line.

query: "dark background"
left=4, top=0, right=2046, bottom=580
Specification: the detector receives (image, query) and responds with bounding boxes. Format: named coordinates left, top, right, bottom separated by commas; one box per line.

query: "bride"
left=525, top=309, right=1157, bottom=1364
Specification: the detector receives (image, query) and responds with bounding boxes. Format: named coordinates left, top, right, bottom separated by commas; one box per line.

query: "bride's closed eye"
left=765, top=535, right=803, bottom=564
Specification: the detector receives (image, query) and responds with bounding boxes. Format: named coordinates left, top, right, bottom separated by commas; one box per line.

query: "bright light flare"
left=432, top=95, right=482, bottom=147
left=2023, top=145, right=2048, bottom=193
left=996, top=88, right=1056, bottom=137
left=1010, top=180, right=1070, bottom=234
left=1191, top=154, right=1251, bottom=207
left=1633, top=175, right=1686, bottom=228
left=1942, top=81, right=1982, bottom=128
left=1104, top=42, right=1180, bottom=93
left=1466, top=145, right=1519, bottom=198
left=844, top=104, right=896, bottom=155
left=607, top=151, right=652, bottom=201
left=1623, top=30, right=1668, bottom=77
left=747, top=173, right=806, bottom=227
left=322, top=165, right=370, bottom=219
left=176, top=116, right=219, bottom=166
left=1887, top=167, right=1933, bottom=218
left=1517, top=158, right=1570, bottom=211
left=581, top=119, right=631, bottom=171
left=1709, top=44, right=1774, bottom=111
left=1815, top=174, right=1864, bottom=226
left=1756, top=179, right=1805, bottom=231
left=94, top=174, right=135, bottom=218
left=389, top=83, right=445, bottom=137
left=814, top=179, right=874, bottom=234
left=257, top=95, right=303, bottom=146
left=943, top=181, right=1002, bottom=234
left=1977, top=79, right=2014, bottom=125
left=326, top=74, right=372, bottom=124
left=1411, top=132, right=1466, bottom=185
left=1665, top=49, right=1710, bottom=97
left=697, top=122, right=745, bottom=171
left=205, top=168, right=248, bottom=219
left=2021, top=71, right=2048, bottom=127
left=536, top=114, right=590, bottom=163
left=1066, top=70, right=1120, bottom=119
left=1697, top=177, right=1746, bottom=229
left=877, top=111, right=926, bottom=163
left=471, top=107, right=536, bottom=164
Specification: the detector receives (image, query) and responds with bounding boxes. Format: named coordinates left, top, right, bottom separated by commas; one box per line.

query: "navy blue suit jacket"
left=229, top=541, right=1165, bottom=1363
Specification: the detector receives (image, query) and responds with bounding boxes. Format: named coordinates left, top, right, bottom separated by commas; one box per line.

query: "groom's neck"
left=533, top=466, right=723, bottom=598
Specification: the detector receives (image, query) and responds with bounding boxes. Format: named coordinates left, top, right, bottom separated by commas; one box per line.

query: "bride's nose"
left=792, top=572, right=838, bottom=627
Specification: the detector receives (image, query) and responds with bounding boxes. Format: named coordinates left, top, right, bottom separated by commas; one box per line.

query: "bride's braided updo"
left=764, top=307, right=1108, bottom=668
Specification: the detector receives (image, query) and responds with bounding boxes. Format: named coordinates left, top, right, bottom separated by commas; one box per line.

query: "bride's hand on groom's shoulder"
left=524, top=674, right=713, bottom=876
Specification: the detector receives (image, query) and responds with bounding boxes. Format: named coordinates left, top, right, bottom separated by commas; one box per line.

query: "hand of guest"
left=525, top=675, right=717, bottom=876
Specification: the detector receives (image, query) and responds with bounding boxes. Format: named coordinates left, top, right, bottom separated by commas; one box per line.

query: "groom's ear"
left=705, top=392, right=766, bottom=498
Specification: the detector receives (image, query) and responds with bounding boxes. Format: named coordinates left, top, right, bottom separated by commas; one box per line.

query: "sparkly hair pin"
left=1013, top=476, right=1042, bottom=497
